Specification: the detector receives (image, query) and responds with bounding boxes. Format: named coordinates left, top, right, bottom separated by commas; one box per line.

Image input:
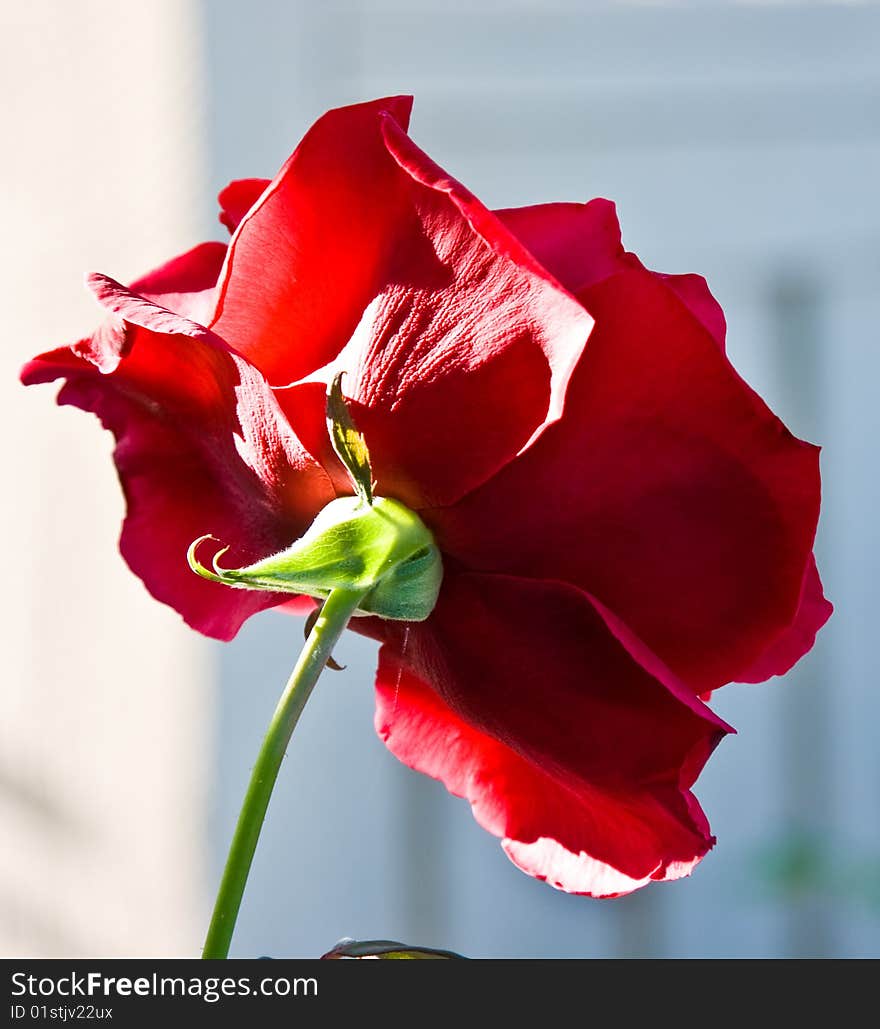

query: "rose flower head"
left=22, top=96, right=831, bottom=897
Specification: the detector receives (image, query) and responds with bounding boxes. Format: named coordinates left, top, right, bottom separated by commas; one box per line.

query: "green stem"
left=202, top=587, right=366, bottom=959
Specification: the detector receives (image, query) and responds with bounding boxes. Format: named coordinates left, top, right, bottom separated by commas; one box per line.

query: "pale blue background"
left=202, top=0, right=880, bottom=958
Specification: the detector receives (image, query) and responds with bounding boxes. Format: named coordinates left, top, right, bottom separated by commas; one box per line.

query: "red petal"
left=87, top=272, right=215, bottom=341
left=130, top=240, right=227, bottom=325
left=371, top=572, right=729, bottom=896
left=217, top=178, right=270, bottom=233
left=23, top=349, right=272, bottom=639
left=656, top=270, right=727, bottom=351
left=273, top=380, right=354, bottom=497
left=343, top=119, right=592, bottom=507
left=210, top=96, right=416, bottom=386
left=23, top=248, right=333, bottom=639
left=496, top=201, right=727, bottom=351
left=494, top=199, right=627, bottom=293
left=435, top=262, right=824, bottom=693
left=212, top=98, right=593, bottom=506
left=735, top=556, right=832, bottom=683
left=71, top=243, right=227, bottom=374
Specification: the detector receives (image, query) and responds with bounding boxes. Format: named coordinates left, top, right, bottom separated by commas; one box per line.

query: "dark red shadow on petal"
left=655, top=270, right=727, bottom=352
left=353, top=333, right=551, bottom=510
left=274, top=380, right=354, bottom=497
left=494, top=199, right=626, bottom=295
left=362, top=571, right=728, bottom=895
left=735, top=556, right=832, bottom=683
left=434, top=262, right=824, bottom=694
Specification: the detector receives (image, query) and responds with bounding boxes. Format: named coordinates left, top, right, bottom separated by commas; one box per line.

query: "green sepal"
left=326, top=372, right=373, bottom=506
left=188, top=496, right=442, bottom=622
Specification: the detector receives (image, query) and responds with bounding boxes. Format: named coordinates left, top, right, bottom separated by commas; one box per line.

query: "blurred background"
left=3, top=0, right=878, bottom=957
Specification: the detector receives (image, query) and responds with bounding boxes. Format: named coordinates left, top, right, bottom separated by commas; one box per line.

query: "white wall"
left=2, top=1, right=211, bottom=956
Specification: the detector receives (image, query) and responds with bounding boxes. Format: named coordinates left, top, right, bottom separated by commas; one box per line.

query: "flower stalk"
left=202, top=586, right=366, bottom=959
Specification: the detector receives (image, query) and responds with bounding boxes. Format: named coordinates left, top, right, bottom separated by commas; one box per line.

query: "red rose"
left=22, top=96, right=830, bottom=897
